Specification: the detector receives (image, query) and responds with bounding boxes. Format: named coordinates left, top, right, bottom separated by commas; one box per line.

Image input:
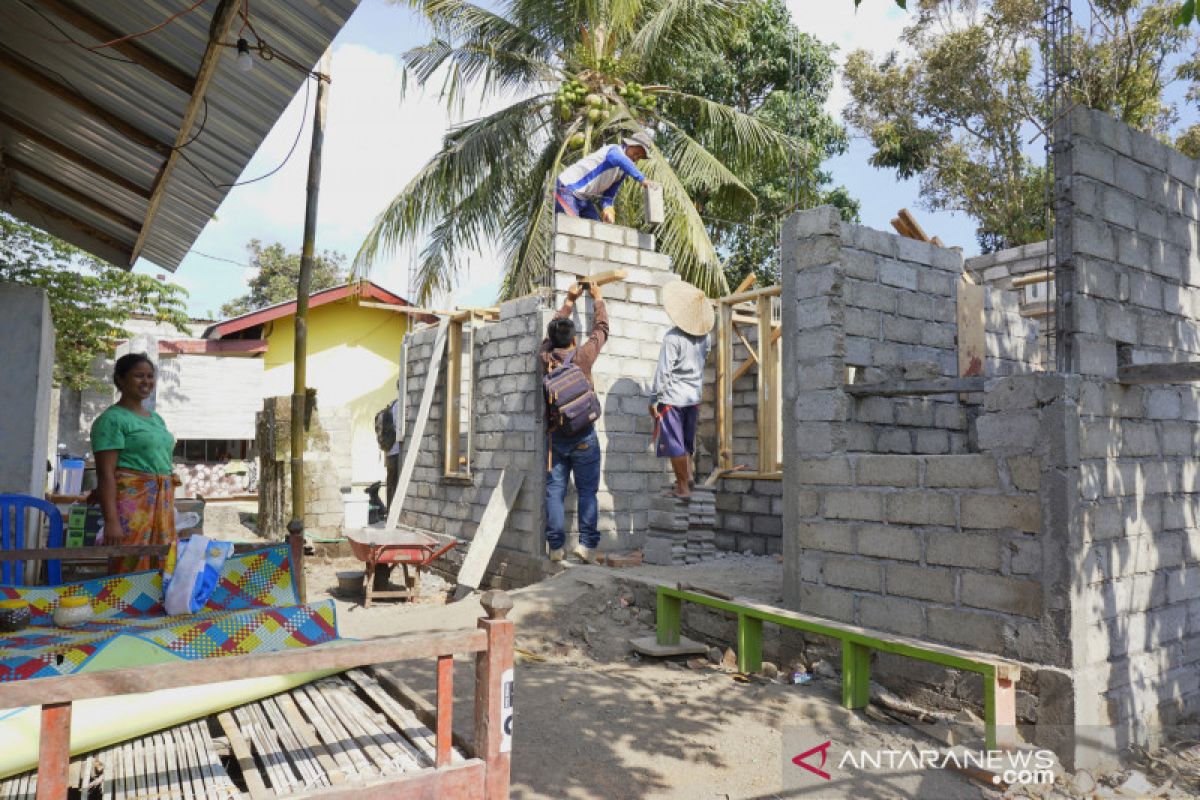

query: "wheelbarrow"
left=345, top=529, right=457, bottom=608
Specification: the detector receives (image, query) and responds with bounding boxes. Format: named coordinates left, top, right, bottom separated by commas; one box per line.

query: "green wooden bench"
left=655, top=585, right=1022, bottom=750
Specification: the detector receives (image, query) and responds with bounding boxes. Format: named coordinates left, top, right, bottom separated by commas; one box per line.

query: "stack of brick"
left=644, top=487, right=717, bottom=565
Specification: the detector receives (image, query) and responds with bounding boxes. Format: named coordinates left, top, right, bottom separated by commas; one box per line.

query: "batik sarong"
left=109, top=469, right=178, bottom=573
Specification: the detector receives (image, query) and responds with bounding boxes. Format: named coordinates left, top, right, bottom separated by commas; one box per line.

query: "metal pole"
left=287, top=49, right=332, bottom=603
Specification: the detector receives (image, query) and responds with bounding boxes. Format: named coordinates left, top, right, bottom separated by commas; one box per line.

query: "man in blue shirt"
left=556, top=131, right=660, bottom=223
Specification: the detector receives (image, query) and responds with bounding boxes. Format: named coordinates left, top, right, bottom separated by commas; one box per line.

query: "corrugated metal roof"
left=0, top=0, right=358, bottom=270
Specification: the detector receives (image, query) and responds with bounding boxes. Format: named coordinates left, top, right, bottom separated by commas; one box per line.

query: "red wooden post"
left=474, top=590, right=514, bottom=800
left=436, top=653, right=454, bottom=767
left=36, top=702, right=71, bottom=800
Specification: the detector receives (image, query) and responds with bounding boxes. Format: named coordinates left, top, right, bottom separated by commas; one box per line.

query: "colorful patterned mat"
left=0, top=545, right=338, bottom=683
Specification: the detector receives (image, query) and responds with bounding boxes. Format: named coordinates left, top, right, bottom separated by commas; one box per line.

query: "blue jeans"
left=544, top=427, right=601, bottom=550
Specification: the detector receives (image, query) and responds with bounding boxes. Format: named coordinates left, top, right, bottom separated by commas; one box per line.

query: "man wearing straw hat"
left=650, top=280, right=714, bottom=498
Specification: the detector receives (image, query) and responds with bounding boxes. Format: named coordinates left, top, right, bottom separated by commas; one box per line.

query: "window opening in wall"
left=716, top=284, right=783, bottom=479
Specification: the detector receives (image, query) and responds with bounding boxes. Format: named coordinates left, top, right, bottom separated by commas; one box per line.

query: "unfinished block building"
left=394, top=105, right=1199, bottom=768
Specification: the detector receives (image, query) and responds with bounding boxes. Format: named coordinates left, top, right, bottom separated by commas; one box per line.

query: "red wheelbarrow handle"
left=424, top=540, right=458, bottom=564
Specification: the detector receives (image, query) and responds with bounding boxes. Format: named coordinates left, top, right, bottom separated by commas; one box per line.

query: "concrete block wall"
left=396, top=217, right=673, bottom=585
left=965, top=242, right=1051, bottom=374
left=1059, top=106, right=1200, bottom=756
left=398, top=295, right=549, bottom=568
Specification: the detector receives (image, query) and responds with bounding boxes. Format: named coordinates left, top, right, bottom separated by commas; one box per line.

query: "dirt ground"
left=203, top=503, right=1196, bottom=799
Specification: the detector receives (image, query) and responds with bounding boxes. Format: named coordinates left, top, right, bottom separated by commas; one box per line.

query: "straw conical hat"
left=662, top=279, right=714, bottom=337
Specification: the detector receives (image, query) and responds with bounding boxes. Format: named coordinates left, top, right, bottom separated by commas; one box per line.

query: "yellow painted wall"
left=261, top=298, right=406, bottom=485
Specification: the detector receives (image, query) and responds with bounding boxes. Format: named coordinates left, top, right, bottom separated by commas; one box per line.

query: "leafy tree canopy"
left=220, top=240, right=348, bottom=318
left=0, top=213, right=191, bottom=391
left=843, top=0, right=1195, bottom=253
left=357, top=0, right=875, bottom=301
left=662, top=0, right=859, bottom=286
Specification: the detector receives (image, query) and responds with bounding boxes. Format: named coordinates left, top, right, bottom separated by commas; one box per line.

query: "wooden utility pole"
left=288, top=50, right=332, bottom=603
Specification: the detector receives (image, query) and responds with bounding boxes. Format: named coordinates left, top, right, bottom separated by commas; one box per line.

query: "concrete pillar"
left=0, top=283, right=55, bottom=497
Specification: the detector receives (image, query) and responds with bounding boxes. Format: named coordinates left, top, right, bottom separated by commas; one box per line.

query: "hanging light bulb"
left=235, top=38, right=254, bottom=72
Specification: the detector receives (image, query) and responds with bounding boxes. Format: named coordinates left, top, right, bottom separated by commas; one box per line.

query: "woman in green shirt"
left=90, top=353, right=178, bottom=573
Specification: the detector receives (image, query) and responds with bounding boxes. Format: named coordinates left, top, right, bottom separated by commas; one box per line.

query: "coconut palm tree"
left=354, top=0, right=812, bottom=302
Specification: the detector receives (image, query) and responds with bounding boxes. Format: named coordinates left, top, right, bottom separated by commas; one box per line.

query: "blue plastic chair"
left=0, top=495, right=64, bottom=586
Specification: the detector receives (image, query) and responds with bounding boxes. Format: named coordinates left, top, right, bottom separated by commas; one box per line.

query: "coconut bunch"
left=554, top=77, right=656, bottom=153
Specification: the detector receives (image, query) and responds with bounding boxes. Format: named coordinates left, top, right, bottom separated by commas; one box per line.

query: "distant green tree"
left=843, top=0, right=1193, bottom=252
left=0, top=213, right=192, bottom=391
left=220, top=240, right=347, bottom=318
left=662, top=0, right=858, bottom=286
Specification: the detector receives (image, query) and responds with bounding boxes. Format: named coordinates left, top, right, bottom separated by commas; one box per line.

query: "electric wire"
left=87, top=0, right=208, bottom=51
left=12, top=1, right=136, bottom=64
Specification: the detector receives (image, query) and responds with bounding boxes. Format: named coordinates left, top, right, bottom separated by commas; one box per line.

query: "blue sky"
left=131, top=0, right=1127, bottom=318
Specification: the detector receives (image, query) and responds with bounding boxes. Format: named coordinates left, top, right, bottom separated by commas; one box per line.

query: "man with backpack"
left=541, top=281, right=608, bottom=563
left=375, top=380, right=402, bottom=510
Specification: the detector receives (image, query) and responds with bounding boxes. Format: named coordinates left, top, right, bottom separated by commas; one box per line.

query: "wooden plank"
left=0, top=541, right=270, bottom=562
left=128, top=0, right=243, bottom=264
left=175, top=722, right=205, bottom=800
left=300, top=684, right=375, bottom=780
left=1010, top=270, right=1053, bottom=288
left=100, top=748, right=117, bottom=800
left=757, top=295, right=780, bottom=471
left=34, top=702, right=70, bottom=800
left=733, top=327, right=781, bottom=383
left=219, top=710, right=271, bottom=799
left=279, top=760, right=485, bottom=799
left=454, top=470, right=524, bottom=595
left=387, top=318, right=450, bottom=528
left=731, top=324, right=758, bottom=369
left=276, top=693, right=346, bottom=785
left=443, top=320, right=463, bottom=477
left=1117, top=361, right=1200, bottom=384
left=324, top=681, right=421, bottom=773
left=436, top=655, right=454, bottom=768
left=898, top=208, right=931, bottom=242
left=295, top=681, right=364, bottom=782
left=732, top=273, right=756, bottom=295
left=346, top=670, right=441, bottom=767
left=369, top=669, right=475, bottom=756
left=160, top=731, right=182, bottom=800
left=581, top=268, right=627, bottom=286
left=718, top=284, right=781, bottom=305
left=262, top=696, right=327, bottom=789
left=317, top=682, right=395, bottom=776
left=716, top=303, right=734, bottom=470
left=843, top=377, right=986, bottom=397
left=956, top=280, right=986, bottom=379
left=0, top=630, right=487, bottom=708
left=474, top=596, right=515, bottom=798
left=240, top=702, right=296, bottom=794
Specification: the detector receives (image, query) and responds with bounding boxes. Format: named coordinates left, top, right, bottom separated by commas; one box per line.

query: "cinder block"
left=555, top=214, right=593, bottom=237
left=886, top=563, right=956, bottom=603
left=924, top=455, right=1000, bottom=489
left=797, top=522, right=856, bottom=553
left=797, top=582, right=855, bottom=622
left=926, top=532, right=1003, bottom=570
left=823, top=557, right=883, bottom=592
left=855, top=455, right=919, bottom=487
left=1005, top=456, right=1041, bottom=491
left=856, top=524, right=920, bottom=561
left=859, top=596, right=924, bottom=637
left=880, top=260, right=919, bottom=291
left=960, top=495, right=1040, bottom=533
left=825, top=491, right=885, bottom=521
left=926, top=607, right=1007, bottom=652
left=960, top=572, right=1043, bottom=618
left=884, top=492, right=956, bottom=526
left=795, top=457, right=852, bottom=485
left=976, top=411, right=1041, bottom=451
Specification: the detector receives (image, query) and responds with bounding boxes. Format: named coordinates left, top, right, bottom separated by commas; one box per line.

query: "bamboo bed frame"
left=0, top=536, right=514, bottom=799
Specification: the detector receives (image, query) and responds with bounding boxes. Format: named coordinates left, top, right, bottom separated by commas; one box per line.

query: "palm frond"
left=656, top=118, right=754, bottom=204
left=658, top=88, right=804, bottom=172
left=353, top=95, right=554, bottom=299
left=626, top=0, right=742, bottom=72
